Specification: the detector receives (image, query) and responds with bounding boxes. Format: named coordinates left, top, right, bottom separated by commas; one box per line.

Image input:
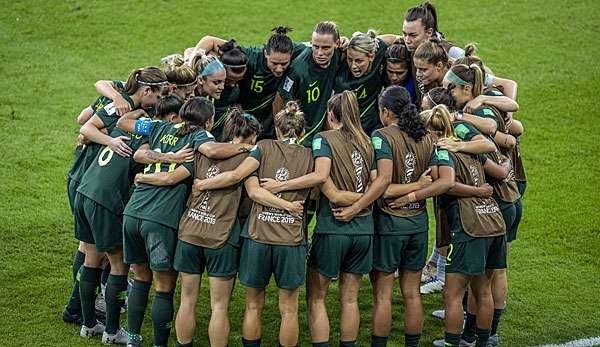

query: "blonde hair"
left=274, top=101, right=305, bottom=139
left=421, top=104, right=459, bottom=141
left=161, top=54, right=197, bottom=86
left=348, top=29, right=378, bottom=54
left=314, top=21, right=340, bottom=41
left=327, top=91, right=371, bottom=156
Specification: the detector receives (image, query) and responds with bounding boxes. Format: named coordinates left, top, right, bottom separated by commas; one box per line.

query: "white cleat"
left=80, top=321, right=105, bottom=338
left=420, top=277, right=444, bottom=294
left=102, top=327, right=128, bottom=345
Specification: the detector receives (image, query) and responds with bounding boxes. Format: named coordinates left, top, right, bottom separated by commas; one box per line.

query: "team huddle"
left=62, top=2, right=526, bottom=347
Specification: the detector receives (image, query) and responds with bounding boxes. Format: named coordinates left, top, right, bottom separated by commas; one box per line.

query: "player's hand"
left=437, top=138, right=463, bottom=153
left=287, top=200, right=304, bottom=219
left=332, top=205, right=360, bottom=222
left=115, top=95, right=132, bottom=116
left=418, top=168, right=433, bottom=188
left=464, top=95, right=484, bottom=113
left=387, top=195, right=410, bottom=209
left=477, top=183, right=493, bottom=198
left=109, top=136, right=132, bottom=157
left=260, top=178, right=284, bottom=194
left=169, top=144, right=195, bottom=163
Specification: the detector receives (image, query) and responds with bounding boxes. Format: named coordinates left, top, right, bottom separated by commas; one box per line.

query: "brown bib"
left=376, top=126, right=434, bottom=217
left=178, top=152, right=248, bottom=249
left=247, top=140, right=314, bottom=246
left=319, top=130, right=373, bottom=216
left=451, top=152, right=506, bottom=237
left=488, top=101, right=526, bottom=182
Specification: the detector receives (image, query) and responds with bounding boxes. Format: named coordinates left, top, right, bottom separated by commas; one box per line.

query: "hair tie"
left=243, top=113, right=253, bottom=121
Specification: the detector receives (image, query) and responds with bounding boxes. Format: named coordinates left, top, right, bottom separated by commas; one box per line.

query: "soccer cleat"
left=432, top=339, right=444, bottom=347
left=421, top=263, right=437, bottom=283
left=62, top=307, right=82, bottom=325
left=487, top=334, right=500, bottom=347
left=420, top=277, right=444, bottom=294
left=459, top=339, right=475, bottom=347
left=102, top=328, right=128, bottom=345
left=126, top=331, right=143, bottom=347
left=80, top=321, right=105, bottom=338
left=432, top=309, right=445, bottom=320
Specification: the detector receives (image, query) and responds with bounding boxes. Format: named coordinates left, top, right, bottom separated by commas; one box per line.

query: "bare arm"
left=261, top=156, right=330, bottom=194
left=460, top=113, right=497, bottom=136
left=320, top=177, right=362, bottom=206
left=133, top=144, right=195, bottom=164
left=194, top=157, right=260, bottom=191
left=134, top=166, right=192, bottom=186
left=448, top=182, right=492, bottom=198
left=437, top=136, right=496, bottom=154
left=195, top=35, right=227, bottom=56
left=116, top=109, right=148, bottom=133
left=388, top=166, right=456, bottom=208
left=508, top=119, right=524, bottom=137
left=382, top=168, right=432, bottom=199
left=244, top=176, right=304, bottom=217
left=377, top=34, right=401, bottom=46
left=198, top=141, right=253, bottom=159
left=483, top=158, right=509, bottom=180
left=95, top=80, right=131, bottom=116
left=77, top=106, right=94, bottom=125
left=493, top=131, right=516, bottom=149
left=492, top=76, right=518, bottom=101
left=80, top=115, right=133, bottom=157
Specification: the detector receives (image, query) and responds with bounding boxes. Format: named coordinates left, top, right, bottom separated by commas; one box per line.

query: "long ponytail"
left=327, top=91, right=371, bottom=155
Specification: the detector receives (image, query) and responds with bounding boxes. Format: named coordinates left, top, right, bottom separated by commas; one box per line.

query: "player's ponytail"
left=327, top=91, right=371, bottom=155
left=274, top=101, right=305, bottom=139
left=378, top=86, right=428, bottom=142
left=421, top=104, right=458, bottom=141
left=221, top=107, right=262, bottom=142
left=266, top=26, right=294, bottom=55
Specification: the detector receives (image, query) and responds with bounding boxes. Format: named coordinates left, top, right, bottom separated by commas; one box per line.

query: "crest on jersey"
left=469, top=165, right=480, bottom=186
left=351, top=150, right=365, bottom=193
left=404, top=152, right=416, bottom=184
left=206, top=165, right=220, bottom=178
left=275, top=167, right=290, bottom=182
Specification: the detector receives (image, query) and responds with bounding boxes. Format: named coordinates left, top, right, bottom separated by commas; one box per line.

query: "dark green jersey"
left=207, top=85, right=240, bottom=141
left=67, top=93, right=135, bottom=183
left=278, top=47, right=342, bottom=146
left=123, top=121, right=216, bottom=229
left=453, top=121, right=481, bottom=141
left=76, top=126, right=149, bottom=215
left=240, top=43, right=307, bottom=139
left=334, top=39, right=387, bottom=135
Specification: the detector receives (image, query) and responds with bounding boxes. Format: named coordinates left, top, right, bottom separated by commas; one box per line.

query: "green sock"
left=79, top=266, right=102, bottom=327
left=312, top=342, right=329, bottom=347
left=462, top=312, right=477, bottom=342
left=72, top=250, right=85, bottom=281
left=405, top=333, right=421, bottom=347
left=444, top=332, right=461, bottom=346
left=490, top=308, right=503, bottom=336
left=127, top=280, right=151, bottom=334
left=151, top=291, right=174, bottom=347
left=105, top=274, right=128, bottom=334
left=66, top=257, right=84, bottom=314
left=242, top=337, right=261, bottom=346
left=340, top=341, right=356, bottom=347
left=371, top=335, right=388, bottom=347
left=475, top=327, right=491, bottom=347
left=101, top=263, right=111, bottom=288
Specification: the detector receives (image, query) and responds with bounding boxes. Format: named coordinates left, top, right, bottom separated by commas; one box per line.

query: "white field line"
left=538, top=336, right=600, bottom=347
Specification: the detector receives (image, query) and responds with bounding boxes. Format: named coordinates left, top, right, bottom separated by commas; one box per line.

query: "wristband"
left=408, top=192, right=417, bottom=203
left=456, top=110, right=464, bottom=120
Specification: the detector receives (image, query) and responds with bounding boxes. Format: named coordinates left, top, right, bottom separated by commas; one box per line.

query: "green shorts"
left=446, top=234, right=507, bottom=276
left=67, top=177, right=77, bottom=214
left=497, top=200, right=517, bottom=243
left=238, top=238, right=306, bottom=289
left=73, top=193, right=123, bottom=252
left=123, top=215, right=177, bottom=272
left=512, top=181, right=527, bottom=242
left=174, top=239, right=239, bottom=278
left=373, top=232, right=428, bottom=273
left=308, top=233, right=372, bottom=279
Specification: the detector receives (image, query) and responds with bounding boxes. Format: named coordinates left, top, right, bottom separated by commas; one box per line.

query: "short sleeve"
left=454, top=122, right=481, bottom=141
left=371, top=131, right=393, bottom=161
left=429, top=148, right=454, bottom=168
left=311, top=134, right=332, bottom=158
left=192, top=130, right=216, bottom=150
left=474, top=107, right=498, bottom=126
left=249, top=144, right=262, bottom=162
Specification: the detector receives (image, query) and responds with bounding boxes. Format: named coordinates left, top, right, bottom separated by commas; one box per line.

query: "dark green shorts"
left=123, top=215, right=177, bottom=272
left=73, top=193, right=123, bottom=252
left=446, top=234, right=507, bottom=276
left=67, top=177, right=77, bottom=214
left=498, top=200, right=517, bottom=243
left=174, top=239, right=239, bottom=278
left=512, top=181, right=527, bottom=243
left=372, top=232, right=428, bottom=273
left=238, top=238, right=306, bottom=289
left=308, top=233, right=372, bottom=279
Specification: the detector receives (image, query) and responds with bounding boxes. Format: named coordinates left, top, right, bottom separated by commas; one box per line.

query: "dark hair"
left=274, top=101, right=305, bottom=138
left=221, top=107, right=262, bottom=142
left=313, top=21, right=340, bottom=41
left=176, top=96, right=215, bottom=136
left=385, top=41, right=411, bottom=64
left=219, top=39, right=248, bottom=73
left=155, top=93, right=184, bottom=120
left=414, top=37, right=449, bottom=67
left=405, top=2, right=438, bottom=33
left=124, top=66, right=168, bottom=95
left=424, top=87, right=457, bottom=112
left=266, top=26, right=294, bottom=55
left=378, top=86, right=428, bottom=142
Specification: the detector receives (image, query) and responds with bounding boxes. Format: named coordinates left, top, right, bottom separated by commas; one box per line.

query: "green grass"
left=1, top=0, right=599, bottom=346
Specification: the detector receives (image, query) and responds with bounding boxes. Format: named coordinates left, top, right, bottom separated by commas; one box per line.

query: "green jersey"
left=240, top=42, right=307, bottom=139
left=453, top=121, right=481, bottom=141
left=76, top=126, right=149, bottom=215
left=67, top=93, right=135, bottom=184
left=123, top=121, right=215, bottom=229
left=278, top=47, right=342, bottom=146
left=334, top=39, right=387, bottom=135
left=206, top=85, right=240, bottom=141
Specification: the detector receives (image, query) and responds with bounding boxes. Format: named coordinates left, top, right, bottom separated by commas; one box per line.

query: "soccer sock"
left=340, top=341, right=357, bottom=347
left=151, top=291, right=175, bottom=347
left=436, top=254, right=446, bottom=282
left=104, top=274, right=128, bottom=334
left=490, top=308, right=504, bottom=336
left=176, top=342, right=193, bottom=347
left=66, top=263, right=84, bottom=314
left=475, top=327, right=491, bottom=347
left=127, top=280, right=151, bottom=334
left=242, top=337, right=262, bottom=346
left=428, top=247, right=440, bottom=265
left=444, top=332, right=461, bottom=347
left=462, top=292, right=469, bottom=311
left=312, top=342, right=329, bottom=347
left=371, top=335, right=388, bottom=347
left=73, top=250, right=86, bottom=281
left=100, top=263, right=111, bottom=292
left=405, top=333, right=421, bottom=347
left=462, top=312, right=477, bottom=342
left=79, top=266, right=102, bottom=327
